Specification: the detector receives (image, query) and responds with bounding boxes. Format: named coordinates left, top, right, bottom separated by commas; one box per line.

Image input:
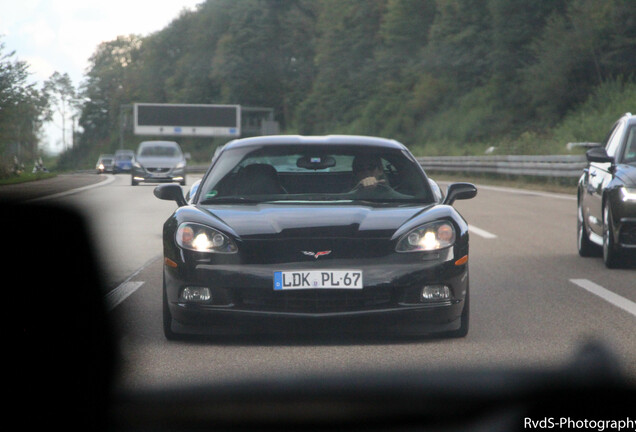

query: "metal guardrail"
left=186, top=155, right=588, bottom=178
left=416, top=155, right=587, bottom=178
left=187, top=165, right=209, bottom=174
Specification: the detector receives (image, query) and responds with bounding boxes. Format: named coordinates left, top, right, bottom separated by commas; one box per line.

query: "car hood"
left=199, top=203, right=438, bottom=239
left=136, top=156, right=183, bottom=168
left=617, top=163, right=636, bottom=186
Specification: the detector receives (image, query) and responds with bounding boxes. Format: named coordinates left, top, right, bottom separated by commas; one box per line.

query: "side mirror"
left=184, top=152, right=191, bottom=160
left=586, top=147, right=614, bottom=164
left=443, top=183, right=477, bottom=206
left=154, top=184, right=187, bottom=207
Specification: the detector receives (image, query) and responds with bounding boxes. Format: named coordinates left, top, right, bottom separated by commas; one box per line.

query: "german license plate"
left=274, top=270, right=363, bottom=290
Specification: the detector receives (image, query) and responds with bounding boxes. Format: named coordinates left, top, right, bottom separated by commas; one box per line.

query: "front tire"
left=450, top=288, right=469, bottom=338
left=163, top=274, right=180, bottom=340
left=603, top=204, right=623, bottom=268
left=578, top=201, right=598, bottom=257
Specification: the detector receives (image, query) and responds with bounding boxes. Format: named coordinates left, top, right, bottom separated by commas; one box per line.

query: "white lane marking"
left=469, top=225, right=497, bottom=239
left=106, top=281, right=144, bottom=311
left=27, top=174, right=116, bottom=202
left=570, top=279, right=636, bottom=318
left=105, top=255, right=161, bottom=311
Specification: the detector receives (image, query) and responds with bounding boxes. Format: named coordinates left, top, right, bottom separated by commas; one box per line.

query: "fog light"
left=421, top=285, right=450, bottom=301
left=180, top=287, right=211, bottom=302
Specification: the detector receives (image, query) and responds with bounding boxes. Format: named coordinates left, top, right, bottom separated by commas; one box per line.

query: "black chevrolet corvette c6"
left=154, top=135, right=477, bottom=340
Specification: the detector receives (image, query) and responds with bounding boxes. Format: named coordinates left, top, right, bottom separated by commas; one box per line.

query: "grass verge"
left=0, top=172, right=57, bottom=186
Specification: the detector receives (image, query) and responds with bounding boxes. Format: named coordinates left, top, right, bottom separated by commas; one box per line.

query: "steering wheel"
left=351, top=179, right=391, bottom=192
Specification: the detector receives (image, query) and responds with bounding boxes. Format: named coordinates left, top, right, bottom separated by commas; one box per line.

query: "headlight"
left=620, top=187, right=636, bottom=202
left=133, top=161, right=142, bottom=169
left=396, top=221, right=456, bottom=252
left=176, top=223, right=238, bottom=253
left=175, top=161, right=186, bottom=169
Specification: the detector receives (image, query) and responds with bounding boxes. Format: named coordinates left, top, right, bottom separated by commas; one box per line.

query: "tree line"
left=0, top=37, right=81, bottom=176
left=37, top=0, right=636, bottom=168
left=0, top=40, right=48, bottom=176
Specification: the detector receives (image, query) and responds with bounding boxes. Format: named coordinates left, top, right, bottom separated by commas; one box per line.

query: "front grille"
left=241, top=239, right=392, bottom=265
left=619, top=223, right=636, bottom=246
left=239, top=286, right=392, bottom=313
left=147, top=167, right=171, bottom=173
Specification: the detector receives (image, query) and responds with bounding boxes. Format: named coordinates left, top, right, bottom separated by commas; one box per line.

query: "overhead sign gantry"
left=134, top=103, right=241, bottom=137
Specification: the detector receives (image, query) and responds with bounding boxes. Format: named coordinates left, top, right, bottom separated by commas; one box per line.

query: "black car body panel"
left=156, top=135, right=476, bottom=338
left=578, top=113, right=636, bottom=267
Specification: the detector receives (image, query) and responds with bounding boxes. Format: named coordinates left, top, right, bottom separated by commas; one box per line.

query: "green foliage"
left=549, top=79, right=636, bottom=150
left=378, top=0, right=435, bottom=60
left=43, top=72, right=79, bottom=150
left=211, top=0, right=316, bottom=128
left=475, top=79, right=636, bottom=156
left=296, top=0, right=384, bottom=134
left=0, top=38, right=49, bottom=177
left=51, top=0, right=636, bottom=169
left=424, top=0, right=492, bottom=89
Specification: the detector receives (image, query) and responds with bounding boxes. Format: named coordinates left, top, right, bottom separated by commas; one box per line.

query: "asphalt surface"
left=8, top=174, right=635, bottom=396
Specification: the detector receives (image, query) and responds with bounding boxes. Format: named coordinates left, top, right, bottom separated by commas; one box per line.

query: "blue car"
left=113, top=150, right=135, bottom=173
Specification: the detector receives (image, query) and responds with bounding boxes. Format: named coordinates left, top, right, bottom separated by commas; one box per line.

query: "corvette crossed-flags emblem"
left=301, top=250, right=332, bottom=259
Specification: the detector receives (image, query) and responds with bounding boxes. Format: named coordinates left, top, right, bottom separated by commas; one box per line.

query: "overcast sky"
left=1, top=0, right=203, bottom=153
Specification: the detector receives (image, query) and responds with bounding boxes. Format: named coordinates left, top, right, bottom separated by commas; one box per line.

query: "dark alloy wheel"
left=603, top=205, right=623, bottom=268
left=577, top=201, right=599, bottom=257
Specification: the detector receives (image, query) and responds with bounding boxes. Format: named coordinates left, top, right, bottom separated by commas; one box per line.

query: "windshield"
left=198, top=144, right=432, bottom=204
left=138, top=145, right=181, bottom=158
left=623, top=125, right=636, bottom=164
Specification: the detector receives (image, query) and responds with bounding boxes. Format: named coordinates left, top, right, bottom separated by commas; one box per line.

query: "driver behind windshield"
left=198, top=146, right=431, bottom=203
left=351, top=154, right=387, bottom=190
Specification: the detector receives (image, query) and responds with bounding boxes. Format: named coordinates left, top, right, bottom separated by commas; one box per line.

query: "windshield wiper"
left=199, top=196, right=263, bottom=204
left=352, top=198, right=427, bottom=204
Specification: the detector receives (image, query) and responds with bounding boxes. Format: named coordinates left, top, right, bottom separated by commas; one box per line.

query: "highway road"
left=7, top=173, right=635, bottom=392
